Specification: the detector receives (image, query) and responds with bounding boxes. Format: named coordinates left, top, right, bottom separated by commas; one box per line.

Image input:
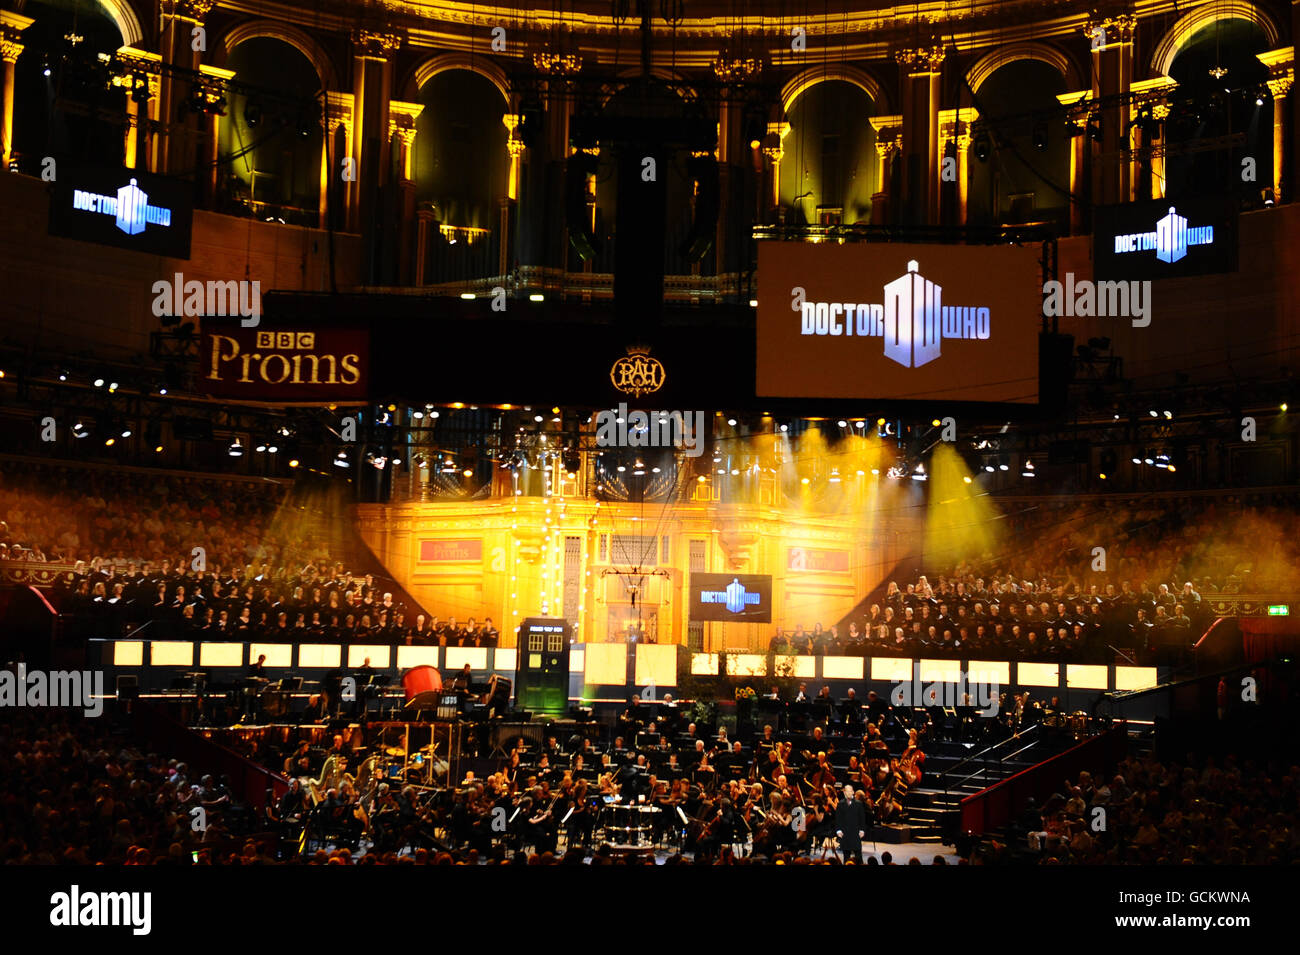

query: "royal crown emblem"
left=610, top=345, right=665, bottom=398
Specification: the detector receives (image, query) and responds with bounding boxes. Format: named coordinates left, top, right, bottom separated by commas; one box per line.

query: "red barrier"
left=959, top=724, right=1128, bottom=836
left=130, top=701, right=289, bottom=813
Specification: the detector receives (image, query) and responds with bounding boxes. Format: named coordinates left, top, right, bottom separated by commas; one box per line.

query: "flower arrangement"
left=734, top=686, right=757, bottom=702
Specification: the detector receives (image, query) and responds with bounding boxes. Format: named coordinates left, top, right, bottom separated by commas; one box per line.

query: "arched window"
left=779, top=81, right=878, bottom=226
left=966, top=60, right=1069, bottom=230
left=217, top=37, right=323, bottom=225
left=12, top=0, right=125, bottom=173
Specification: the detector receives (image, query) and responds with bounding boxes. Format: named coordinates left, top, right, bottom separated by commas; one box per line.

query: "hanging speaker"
left=565, top=154, right=600, bottom=260
left=678, top=156, right=719, bottom=262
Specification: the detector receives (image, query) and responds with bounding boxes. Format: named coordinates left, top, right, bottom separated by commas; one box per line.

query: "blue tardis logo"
left=1155, top=206, right=1187, bottom=263
left=71, top=178, right=172, bottom=235
left=115, top=179, right=149, bottom=235
left=700, top=578, right=762, bottom=614
left=1113, top=205, right=1214, bottom=263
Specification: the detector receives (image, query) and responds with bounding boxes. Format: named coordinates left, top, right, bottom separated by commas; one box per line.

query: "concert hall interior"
left=2, top=0, right=1300, bottom=883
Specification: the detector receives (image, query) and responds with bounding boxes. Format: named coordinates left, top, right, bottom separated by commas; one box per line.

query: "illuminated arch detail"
left=408, top=53, right=509, bottom=103
left=97, top=0, right=144, bottom=46
left=1150, top=1, right=1280, bottom=77
left=966, top=41, right=1082, bottom=94
left=221, top=21, right=338, bottom=91
left=781, top=64, right=888, bottom=114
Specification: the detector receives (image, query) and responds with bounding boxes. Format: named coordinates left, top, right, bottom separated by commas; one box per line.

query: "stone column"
left=939, top=107, right=978, bottom=225
left=112, top=50, right=163, bottom=172
left=0, top=11, right=34, bottom=169
left=1084, top=13, right=1136, bottom=207
left=350, top=30, right=401, bottom=249
left=389, top=100, right=423, bottom=284
left=868, top=114, right=902, bottom=225
left=1258, top=48, right=1294, bottom=202
left=762, top=121, right=790, bottom=217
left=1057, top=91, right=1092, bottom=233
left=200, top=64, right=234, bottom=204
left=896, top=44, right=946, bottom=226
left=1129, top=76, right=1176, bottom=202
left=325, top=91, right=355, bottom=230
left=158, top=0, right=216, bottom=177
left=415, top=206, right=435, bottom=285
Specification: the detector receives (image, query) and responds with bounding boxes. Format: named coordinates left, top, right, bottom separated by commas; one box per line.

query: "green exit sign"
left=1268, top=605, right=1290, bottom=616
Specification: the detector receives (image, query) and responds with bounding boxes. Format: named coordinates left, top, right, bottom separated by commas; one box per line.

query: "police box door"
left=516, top=617, right=571, bottom=715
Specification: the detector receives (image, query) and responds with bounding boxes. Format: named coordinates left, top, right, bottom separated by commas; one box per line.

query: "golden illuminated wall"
left=357, top=484, right=920, bottom=649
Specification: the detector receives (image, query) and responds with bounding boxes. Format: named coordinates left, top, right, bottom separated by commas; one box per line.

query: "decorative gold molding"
left=0, top=10, right=34, bottom=64
left=353, top=29, right=402, bottom=60
left=160, top=0, right=216, bottom=23
left=1258, top=47, right=1295, bottom=98
left=325, top=91, right=355, bottom=133
left=895, top=44, right=946, bottom=73
left=1084, top=12, right=1137, bottom=46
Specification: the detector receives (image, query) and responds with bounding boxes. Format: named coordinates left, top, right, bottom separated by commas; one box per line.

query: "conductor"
left=834, top=784, right=869, bottom=864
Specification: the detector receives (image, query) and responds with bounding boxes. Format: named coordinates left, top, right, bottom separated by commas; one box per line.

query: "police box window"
left=1092, top=196, right=1237, bottom=280
left=48, top=163, right=194, bottom=259
left=688, top=573, right=773, bottom=623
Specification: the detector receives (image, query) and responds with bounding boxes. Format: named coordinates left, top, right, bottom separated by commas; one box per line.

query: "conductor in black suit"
left=835, top=784, right=868, bottom=864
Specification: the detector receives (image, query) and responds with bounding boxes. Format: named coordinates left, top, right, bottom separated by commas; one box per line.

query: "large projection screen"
left=757, top=241, right=1041, bottom=403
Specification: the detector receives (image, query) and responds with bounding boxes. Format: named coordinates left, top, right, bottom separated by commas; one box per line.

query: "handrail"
left=940, top=723, right=1040, bottom=795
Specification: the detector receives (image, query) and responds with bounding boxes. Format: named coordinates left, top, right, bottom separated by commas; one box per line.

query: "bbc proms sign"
left=48, top=163, right=193, bottom=258
left=202, top=321, right=369, bottom=402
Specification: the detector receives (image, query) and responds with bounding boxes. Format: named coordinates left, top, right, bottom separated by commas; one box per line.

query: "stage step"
left=871, top=823, right=914, bottom=844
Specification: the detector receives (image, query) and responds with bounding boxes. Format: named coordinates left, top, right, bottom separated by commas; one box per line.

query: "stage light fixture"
left=1281, top=403, right=1289, bottom=412
left=748, top=299, right=758, bottom=307
left=1163, top=410, right=1172, bottom=419
left=120, top=428, right=131, bottom=438
left=94, top=378, right=104, bottom=387
left=1032, top=123, right=1048, bottom=151
left=228, top=439, right=243, bottom=457
left=829, top=468, right=841, bottom=483
left=105, top=437, right=115, bottom=446
left=779, top=424, right=788, bottom=432
left=727, top=418, right=737, bottom=426
left=334, top=451, right=349, bottom=468
left=73, top=422, right=88, bottom=438
left=931, top=418, right=941, bottom=427
left=800, top=477, right=810, bottom=485
left=460, top=292, right=476, bottom=300
left=1098, top=472, right=1107, bottom=480
left=58, top=371, right=68, bottom=381
left=973, top=132, right=991, bottom=162
left=963, top=475, right=973, bottom=484
left=256, top=443, right=267, bottom=452
left=154, top=445, right=163, bottom=453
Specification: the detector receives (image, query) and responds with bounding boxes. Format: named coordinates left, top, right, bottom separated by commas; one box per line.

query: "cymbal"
left=384, top=746, right=407, bottom=757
